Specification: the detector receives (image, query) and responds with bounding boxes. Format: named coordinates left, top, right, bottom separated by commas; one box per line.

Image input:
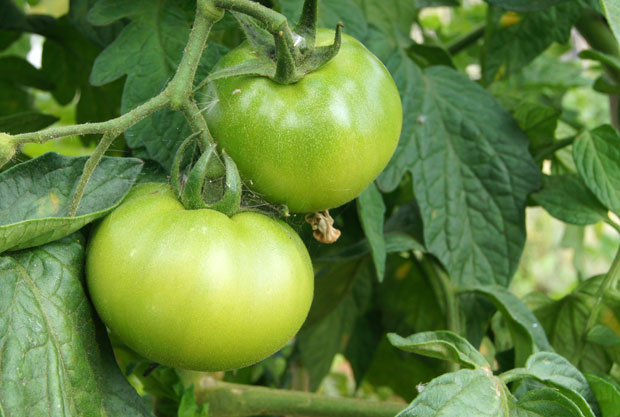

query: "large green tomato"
left=203, top=29, right=402, bottom=213
left=86, top=183, right=314, bottom=371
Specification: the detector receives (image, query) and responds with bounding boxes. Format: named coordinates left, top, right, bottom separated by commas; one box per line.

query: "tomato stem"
left=194, top=378, right=406, bottom=417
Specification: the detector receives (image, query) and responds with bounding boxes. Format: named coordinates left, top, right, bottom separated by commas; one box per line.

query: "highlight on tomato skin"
left=85, top=183, right=314, bottom=372
left=202, top=29, right=403, bottom=213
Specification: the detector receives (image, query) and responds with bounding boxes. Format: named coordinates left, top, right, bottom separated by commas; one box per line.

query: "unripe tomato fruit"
left=86, top=183, right=314, bottom=371
left=203, top=29, right=402, bottom=213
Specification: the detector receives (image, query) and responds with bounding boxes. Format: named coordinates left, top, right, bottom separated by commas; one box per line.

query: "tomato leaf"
left=88, top=0, right=228, bottom=170
left=378, top=61, right=539, bottom=289
left=484, top=0, right=569, bottom=11
left=297, top=258, right=374, bottom=390
left=573, top=125, right=620, bottom=217
left=481, top=3, right=586, bottom=85
left=357, top=183, right=387, bottom=282
left=0, top=234, right=154, bottom=417
left=462, top=285, right=551, bottom=367
left=281, top=0, right=368, bottom=42
left=601, top=0, right=620, bottom=45
left=397, top=369, right=510, bottom=417
left=585, top=373, right=620, bottom=417
left=535, top=275, right=616, bottom=374
left=531, top=174, right=609, bottom=226
left=511, top=388, right=586, bottom=417
left=511, top=101, right=560, bottom=152
left=501, top=352, right=599, bottom=417
left=0, top=152, right=142, bottom=253
left=0, top=111, right=59, bottom=135
left=388, top=331, right=490, bottom=369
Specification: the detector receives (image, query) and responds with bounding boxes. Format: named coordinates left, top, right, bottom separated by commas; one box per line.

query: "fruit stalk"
left=195, top=379, right=406, bottom=417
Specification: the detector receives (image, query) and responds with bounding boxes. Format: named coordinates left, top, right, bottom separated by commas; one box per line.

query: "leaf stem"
left=195, top=379, right=405, bottom=417
left=420, top=256, right=461, bottom=351
left=571, top=244, right=620, bottom=363
left=211, top=0, right=289, bottom=33
left=534, top=136, right=576, bottom=163
left=67, top=132, right=119, bottom=217
left=447, top=24, right=485, bottom=56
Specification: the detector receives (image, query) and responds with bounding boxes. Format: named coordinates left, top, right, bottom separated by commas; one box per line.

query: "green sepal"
left=294, top=0, right=318, bottom=52
left=207, top=58, right=275, bottom=82
left=231, top=12, right=274, bottom=58
left=297, top=23, right=343, bottom=75
left=180, top=144, right=219, bottom=210
left=207, top=151, right=242, bottom=216
left=170, top=135, right=242, bottom=216
left=211, top=0, right=343, bottom=84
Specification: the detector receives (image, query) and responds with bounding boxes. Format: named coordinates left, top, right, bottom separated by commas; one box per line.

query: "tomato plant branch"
left=570, top=243, right=620, bottom=364
left=195, top=379, right=405, bottom=417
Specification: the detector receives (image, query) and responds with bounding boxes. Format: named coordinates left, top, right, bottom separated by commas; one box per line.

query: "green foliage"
left=0, top=234, right=153, bottom=417
left=1, top=0, right=620, bottom=415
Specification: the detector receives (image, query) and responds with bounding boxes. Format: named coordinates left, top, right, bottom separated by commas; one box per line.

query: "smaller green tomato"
left=203, top=29, right=402, bottom=213
left=86, top=183, right=314, bottom=371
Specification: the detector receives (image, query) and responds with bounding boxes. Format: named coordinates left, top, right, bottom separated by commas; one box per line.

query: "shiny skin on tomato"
left=86, top=183, right=314, bottom=371
left=203, top=29, right=402, bottom=213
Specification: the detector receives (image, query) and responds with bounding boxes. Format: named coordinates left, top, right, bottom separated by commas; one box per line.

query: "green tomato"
left=203, top=29, right=402, bottom=213
left=86, top=183, right=314, bottom=371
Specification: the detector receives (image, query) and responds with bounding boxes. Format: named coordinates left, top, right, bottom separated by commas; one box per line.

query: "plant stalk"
left=195, top=379, right=405, bottom=417
left=67, top=132, right=119, bottom=217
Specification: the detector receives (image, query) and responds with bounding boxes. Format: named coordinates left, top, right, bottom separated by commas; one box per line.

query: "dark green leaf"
left=89, top=0, right=228, bottom=170
left=298, top=258, right=373, bottom=390
left=281, top=0, right=368, bottom=42
left=579, top=49, right=620, bottom=74
left=388, top=331, right=490, bottom=369
left=585, top=373, right=620, bottom=417
left=0, top=152, right=142, bottom=253
left=531, top=174, right=609, bottom=225
left=0, top=56, right=53, bottom=90
left=485, top=0, right=569, bottom=12
left=502, top=352, right=599, bottom=417
left=0, top=0, right=56, bottom=33
left=379, top=62, right=539, bottom=289
left=535, top=275, right=615, bottom=374
left=512, top=101, right=559, bottom=151
left=357, top=183, right=386, bottom=281
left=407, top=43, right=455, bottom=68
left=511, top=388, right=586, bottom=417
left=482, top=3, right=586, bottom=85
left=593, top=75, right=620, bottom=95
left=68, top=0, right=126, bottom=48
left=0, top=80, right=31, bottom=115
left=587, top=324, right=620, bottom=348
left=364, top=336, right=444, bottom=401
left=462, top=285, right=551, bottom=366
left=353, top=0, right=417, bottom=48
left=0, top=234, right=154, bottom=417
left=40, top=18, right=125, bottom=145
left=397, top=369, right=509, bottom=417
left=573, top=125, right=620, bottom=216
left=0, top=111, right=58, bottom=134
left=601, top=0, right=620, bottom=46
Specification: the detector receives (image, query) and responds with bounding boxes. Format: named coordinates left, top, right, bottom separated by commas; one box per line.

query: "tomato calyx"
left=207, top=0, right=343, bottom=85
left=305, top=210, right=341, bottom=244
left=171, top=134, right=242, bottom=216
